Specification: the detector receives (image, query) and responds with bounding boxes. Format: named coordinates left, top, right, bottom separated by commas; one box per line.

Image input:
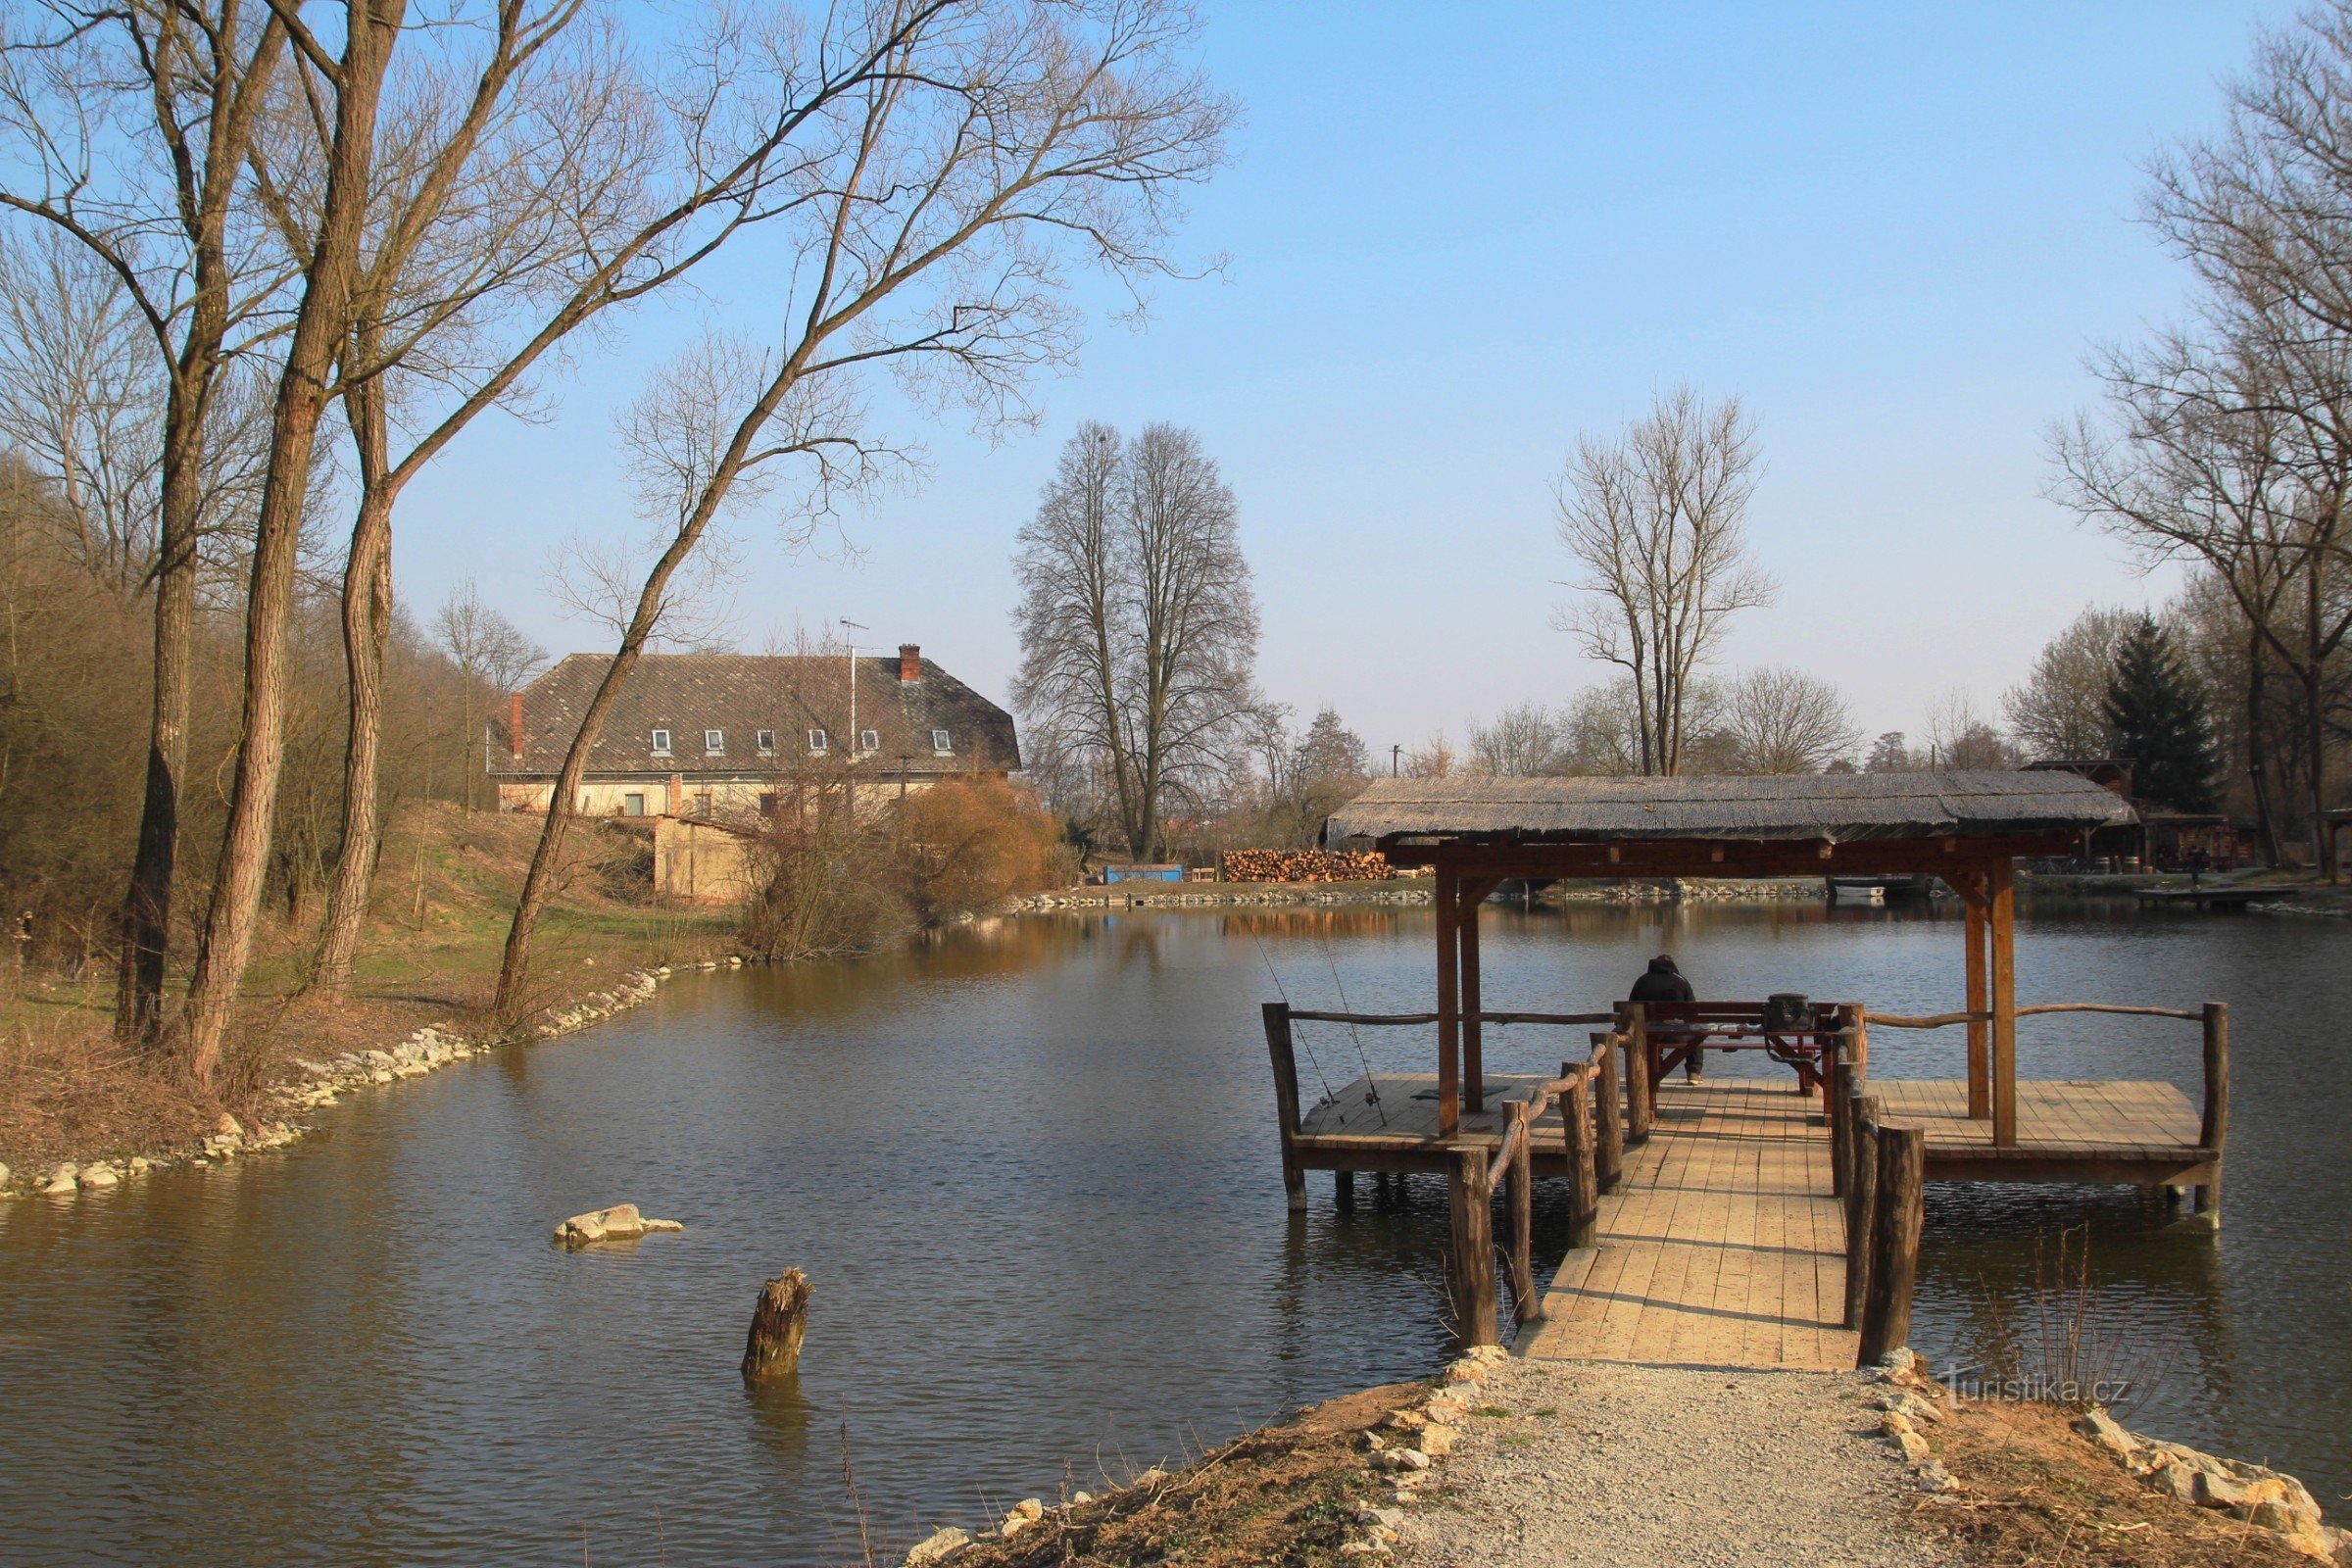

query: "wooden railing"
left=1446, top=1029, right=1621, bottom=1344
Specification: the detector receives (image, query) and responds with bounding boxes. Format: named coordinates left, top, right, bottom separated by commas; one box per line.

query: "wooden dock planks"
left=1519, top=1080, right=1860, bottom=1373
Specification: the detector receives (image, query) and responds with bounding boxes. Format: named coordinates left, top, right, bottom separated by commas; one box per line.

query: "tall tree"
left=1711, top=666, right=1860, bottom=774
left=2, top=0, right=294, bottom=1046
left=497, top=0, right=1234, bottom=1023
left=2107, top=613, right=2223, bottom=813
left=1554, top=387, right=1773, bottom=775
left=177, top=0, right=407, bottom=1086
left=1466, top=701, right=1563, bottom=777
left=2003, top=606, right=2139, bottom=760
left=436, top=580, right=546, bottom=809
left=1013, top=420, right=1260, bottom=859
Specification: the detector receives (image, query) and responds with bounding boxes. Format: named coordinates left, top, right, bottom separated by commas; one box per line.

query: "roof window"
left=859, top=728, right=879, bottom=754
left=651, top=728, right=671, bottom=755
left=705, top=728, right=725, bottom=755
left=757, top=729, right=776, bottom=753
left=932, top=728, right=953, bottom=754
left=808, top=727, right=828, bottom=754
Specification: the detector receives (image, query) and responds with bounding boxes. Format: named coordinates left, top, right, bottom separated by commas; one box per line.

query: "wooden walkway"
left=1518, top=1080, right=1859, bottom=1373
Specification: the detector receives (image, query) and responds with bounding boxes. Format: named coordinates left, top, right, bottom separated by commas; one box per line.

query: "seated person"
left=1628, top=953, right=1704, bottom=1084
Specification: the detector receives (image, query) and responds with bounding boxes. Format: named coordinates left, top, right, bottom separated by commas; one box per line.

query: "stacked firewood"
left=1220, top=848, right=1391, bottom=883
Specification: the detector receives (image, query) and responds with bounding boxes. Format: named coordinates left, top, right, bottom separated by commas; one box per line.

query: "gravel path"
left=1396, top=1359, right=1950, bottom=1568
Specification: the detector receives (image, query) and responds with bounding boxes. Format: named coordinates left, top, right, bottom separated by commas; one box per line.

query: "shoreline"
left=0, top=955, right=752, bottom=1202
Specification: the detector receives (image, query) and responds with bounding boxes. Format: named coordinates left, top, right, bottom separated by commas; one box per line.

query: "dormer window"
left=651, top=728, right=671, bottom=755
left=859, top=728, right=879, bottom=754
left=705, top=728, right=725, bottom=755
left=757, top=729, right=776, bottom=754
left=808, top=728, right=828, bottom=754
left=932, top=728, right=953, bottom=754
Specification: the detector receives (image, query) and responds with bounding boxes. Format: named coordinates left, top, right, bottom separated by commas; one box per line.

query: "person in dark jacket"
left=1628, top=953, right=1703, bottom=1083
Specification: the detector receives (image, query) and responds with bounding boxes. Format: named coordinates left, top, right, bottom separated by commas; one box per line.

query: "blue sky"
left=393, top=1, right=2293, bottom=756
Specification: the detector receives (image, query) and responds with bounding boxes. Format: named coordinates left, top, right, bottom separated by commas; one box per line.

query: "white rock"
left=553, top=1202, right=685, bottom=1248
left=127, top=1157, right=151, bottom=1173
left=904, top=1525, right=971, bottom=1565
left=77, top=1163, right=121, bottom=1189
left=216, top=1112, right=244, bottom=1138
left=0, top=1161, right=10, bottom=1188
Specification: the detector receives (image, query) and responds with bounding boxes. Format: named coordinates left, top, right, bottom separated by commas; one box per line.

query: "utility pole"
left=840, top=617, right=867, bottom=817
left=1391, top=743, right=1402, bottom=777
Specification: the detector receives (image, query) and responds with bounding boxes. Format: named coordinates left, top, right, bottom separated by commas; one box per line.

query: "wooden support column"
left=1446, top=1145, right=1497, bottom=1347
left=1564, top=1064, right=1599, bottom=1250
left=1505, top=1101, right=1539, bottom=1324
left=1435, top=860, right=1460, bottom=1138
left=1988, top=858, right=2018, bottom=1148
left=1858, top=1121, right=1926, bottom=1365
left=1842, top=1094, right=1882, bottom=1330
left=2195, top=1002, right=2230, bottom=1228
left=1459, top=877, right=1493, bottom=1114
left=1592, top=1033, right=1626, bottom=1192
left=1262, top=1003, right=1306, bottom=1212
left=1962, top=870, right=1990, bottom=1120
left=1621, top=1004, right=1654, bottom=1145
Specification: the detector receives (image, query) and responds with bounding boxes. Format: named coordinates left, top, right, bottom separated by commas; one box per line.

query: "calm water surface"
left=0, top=901, right=2345, bottom=1565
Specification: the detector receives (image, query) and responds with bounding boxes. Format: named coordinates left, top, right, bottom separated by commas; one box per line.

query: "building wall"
left=495, top=770, right=1005, bottom=818
left=652, top=817, right=758, bottom=903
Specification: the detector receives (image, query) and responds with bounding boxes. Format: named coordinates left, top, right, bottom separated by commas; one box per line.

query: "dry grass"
left=1904, top=1398, right=2316, bottom=1568
left=0, top=802, right=737, bottom=1172
left=930, top=1383, right=1424, bottom=1568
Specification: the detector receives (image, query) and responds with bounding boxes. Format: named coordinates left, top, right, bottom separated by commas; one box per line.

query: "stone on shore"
left=553, top=1202, right=685, bottom=1248
left=40, top=1164, right=78, bottom=1195
left=77, top=1162, right=122, bottom=1189
left=904, top=1525, right=970, bottom=1564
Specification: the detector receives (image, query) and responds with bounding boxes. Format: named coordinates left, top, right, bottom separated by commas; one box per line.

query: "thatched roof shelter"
left=1321, top=771, right=2132, bottom=1149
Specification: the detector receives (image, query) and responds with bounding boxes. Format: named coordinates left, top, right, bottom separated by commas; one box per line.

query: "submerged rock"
left=553, top=1202, right=685, bottom=1249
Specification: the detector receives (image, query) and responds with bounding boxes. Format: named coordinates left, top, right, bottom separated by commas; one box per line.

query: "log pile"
left=1220, top=848, right=1390, bottom=883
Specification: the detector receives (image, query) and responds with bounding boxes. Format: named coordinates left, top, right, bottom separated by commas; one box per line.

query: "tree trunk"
left=2306, top=661, right=2335, bottom=880
left=2246, top=628, right=2284, bottom=867
left=309, top=360, right=396, bottom=998
left=114, top=392, right=203, bottom=1045
left=179, top=0, right=402, bottom=1087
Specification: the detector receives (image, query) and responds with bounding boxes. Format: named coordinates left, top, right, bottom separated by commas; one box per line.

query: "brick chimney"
left=898, top=643, right=921, bottom=681
left=509, top=692, right=525, bottom=760
left=667, top=772, right=683, bottom=816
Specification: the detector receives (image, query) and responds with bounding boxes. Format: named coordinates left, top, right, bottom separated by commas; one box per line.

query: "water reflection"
left=0, top=899, right=2342, bottom=1565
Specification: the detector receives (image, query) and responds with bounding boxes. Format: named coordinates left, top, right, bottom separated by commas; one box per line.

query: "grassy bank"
left=0, top=802, right=737, bottom=1175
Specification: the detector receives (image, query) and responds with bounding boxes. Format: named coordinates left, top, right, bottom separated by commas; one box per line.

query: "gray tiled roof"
left=487, top=653, right=1020, bottom=778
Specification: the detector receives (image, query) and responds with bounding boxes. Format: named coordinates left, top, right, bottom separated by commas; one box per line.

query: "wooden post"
left=1461, top=878, right=1485, bottom=1114
left=1963, top=872, right=1990, bottom=1120
left=1262, top=1002, right=1306, bottom=1212
left=2195, top=1002, right=2230, bottom=1227
left=1446, top=1145, right=1498, bottom=1348
left=1565, top=1065, right=1599, bottom=1251
left=1829, top=1039, right=1853, bottom=1200
left=1436, top=863, right=1460, bottom=1139
left=1336, top=1169, right=1355, bottom=1208
left=1858, top=1122, right=1925, bottom=1366
left=1843, top=1096, right=1879, bottom=1330
left=1592, top=1033, right=1626, bottom=1193
left=742, top=1267, right=812, bottom=1385
left=1987, top=858, right=2018, bottom=1148
left=1505, top=1101, right=1539, bottom=1324
left=1622, top=1004, right=1654, bottom=1144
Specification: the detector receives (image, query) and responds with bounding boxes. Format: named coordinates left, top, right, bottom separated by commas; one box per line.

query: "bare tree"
left=1710, top=666, right=1860, bottom=774
left=1864, top=731, right=1915, bottom=773
left=1466, top=701, right=1563, bottom=777
left=2002, top=606, right=2140, bottom=760
left=2, top=0, right=296, bottom=1046
left=1402, top=730, right=1457, bottom=779
left=498, top=2, right=1231, bottom=1019
left=1013, top=419, right=1260, bottom=858
left=436, top=579, right=547, bottom=809
left=1554, top=387, right=1774, bottom=775
left=1555, top=680, right=1644, bottom=776
left=176, top=0, right=409, bottom=1086
left=1922, top=692, right=2014, bottom=769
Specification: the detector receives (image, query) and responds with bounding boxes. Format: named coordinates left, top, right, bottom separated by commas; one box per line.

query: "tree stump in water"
left=742, top=1268, right=812, bottom=1385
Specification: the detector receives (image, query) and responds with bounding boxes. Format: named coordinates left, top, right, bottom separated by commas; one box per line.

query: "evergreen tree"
left=2105, top=614, right=2221, bottom=812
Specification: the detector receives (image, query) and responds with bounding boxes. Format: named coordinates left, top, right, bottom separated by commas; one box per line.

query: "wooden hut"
left=1278, top=771, right=2223, bottom=1207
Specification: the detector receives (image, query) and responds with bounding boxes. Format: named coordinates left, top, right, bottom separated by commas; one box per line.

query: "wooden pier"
left=1263, top=772, right=2230, bottom=1363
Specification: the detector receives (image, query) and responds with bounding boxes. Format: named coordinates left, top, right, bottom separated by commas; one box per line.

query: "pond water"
left=0, top=900, right=2345, bottom=1566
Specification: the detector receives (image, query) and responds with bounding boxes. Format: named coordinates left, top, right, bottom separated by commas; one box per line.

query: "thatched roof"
left=1325, top=771, right=2135, bottom=848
